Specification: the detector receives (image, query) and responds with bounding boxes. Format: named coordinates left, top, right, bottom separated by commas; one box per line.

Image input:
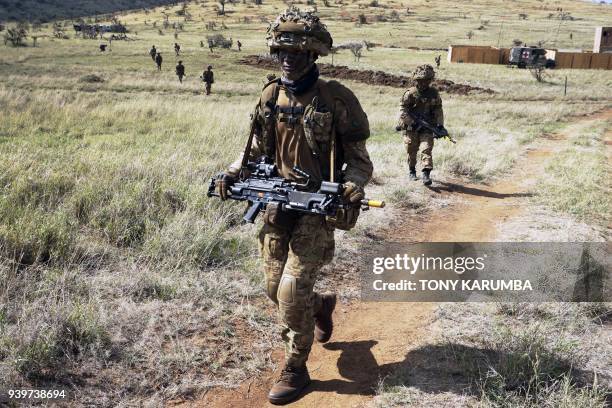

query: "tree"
left=4, top=27, right=28, bottom=46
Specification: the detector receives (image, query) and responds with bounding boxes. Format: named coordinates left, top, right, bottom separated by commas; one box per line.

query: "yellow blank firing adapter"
left=362, top=199, right=386, bottom=208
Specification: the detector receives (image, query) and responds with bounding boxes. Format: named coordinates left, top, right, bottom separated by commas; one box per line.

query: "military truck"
left=509, top=47, right=555, bottom=69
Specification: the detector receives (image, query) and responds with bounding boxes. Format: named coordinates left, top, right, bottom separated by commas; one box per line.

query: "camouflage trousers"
left=404, top=131, right=434, bottom=170
left=258, top=214, right=335, bottom=367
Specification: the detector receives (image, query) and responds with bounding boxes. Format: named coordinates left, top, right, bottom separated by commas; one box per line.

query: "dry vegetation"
left=0, top=0, right=610, bottom=406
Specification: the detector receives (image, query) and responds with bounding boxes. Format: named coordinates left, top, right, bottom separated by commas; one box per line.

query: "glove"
left=215, top=172, right=235, bottom=201
left=342, top=181, right=365, bottom=204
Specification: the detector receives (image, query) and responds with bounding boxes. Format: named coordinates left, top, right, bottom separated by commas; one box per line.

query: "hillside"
left=0, top=0, right=177, bottom=22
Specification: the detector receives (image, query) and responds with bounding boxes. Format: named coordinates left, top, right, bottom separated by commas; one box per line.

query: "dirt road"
left=196, top=109, right=610, bottom=408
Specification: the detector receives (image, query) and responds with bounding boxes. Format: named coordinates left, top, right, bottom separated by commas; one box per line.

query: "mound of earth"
left=238, top=55, right=495, bottom=95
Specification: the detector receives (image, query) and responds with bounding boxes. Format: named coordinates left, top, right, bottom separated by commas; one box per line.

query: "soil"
left=237, top=55, right=495, bottom=95
left=179, top=109, right=610, bottom=407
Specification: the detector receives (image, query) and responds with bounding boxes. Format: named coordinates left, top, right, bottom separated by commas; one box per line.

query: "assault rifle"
left=207, top=156, right=385, bottom=223
left=396, top=111, right=456, bottom=144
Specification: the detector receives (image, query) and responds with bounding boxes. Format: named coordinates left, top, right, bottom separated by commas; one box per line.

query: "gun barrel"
left=362, top=199, right=385, bottom=208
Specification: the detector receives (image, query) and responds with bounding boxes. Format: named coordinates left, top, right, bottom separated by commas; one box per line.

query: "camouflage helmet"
left=266, top=8, right=333, bottom=57
left=413, top=64, right=435, bottom=80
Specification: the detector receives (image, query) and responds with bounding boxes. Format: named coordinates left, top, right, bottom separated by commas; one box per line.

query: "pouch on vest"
left=263, top=202, right=298, bottom=230
left=325, top=207, right=360, bottom=231
left=303, top=100, right=333, bottom=156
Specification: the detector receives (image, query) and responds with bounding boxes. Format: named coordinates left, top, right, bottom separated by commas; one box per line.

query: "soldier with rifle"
left=149, top=45, right=157, bottom=61
left=155, top=52, right=163, bottom=71
left=397, top=64, right=447, bottom=186
left=211, top=8, right=376, bottom=404
left=201, top=65, right=214, bottom=95
left=176, top=60, right=185, bottom=83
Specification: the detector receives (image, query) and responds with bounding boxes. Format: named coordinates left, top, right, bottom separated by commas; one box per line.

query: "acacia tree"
left=4, top=27, right=28, bottom=46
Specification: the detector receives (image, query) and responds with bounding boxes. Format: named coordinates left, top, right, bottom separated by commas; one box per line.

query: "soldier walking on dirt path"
left=174, top=42, right=181, bottom=56
left=201, top=65, right=214, bottom=94
left=155, top=52, right=163, bottom=71
left=215, top=8, right=373, bottom=405
left=237, top=39, right=242, bottom=51
left=176, top=60, right=185, bottom=83
left=149, top=45, right=157, bottom=61
left=397, top=64, right=444, bottom=186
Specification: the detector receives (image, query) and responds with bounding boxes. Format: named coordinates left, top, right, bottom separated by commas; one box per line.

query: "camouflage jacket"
left=202, top=71, right=214, bottom=83
left=398, top=86, right=444, bottom=131
left=229, top=76, right=373, bottom=189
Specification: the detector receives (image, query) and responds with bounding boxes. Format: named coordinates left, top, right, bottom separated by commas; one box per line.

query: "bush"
left=3, top=27, right=27, bottom=47
left=78, top=74, right=105, bottom=83
left=206, top=33, right=232, bottom=48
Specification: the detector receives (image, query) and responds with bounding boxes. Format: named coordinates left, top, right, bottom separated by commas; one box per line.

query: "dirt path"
left=195, top=109, right=610, bottom=408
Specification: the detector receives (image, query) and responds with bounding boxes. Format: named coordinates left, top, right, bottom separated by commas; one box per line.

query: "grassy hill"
left=0, top=0, right=178, bottom=22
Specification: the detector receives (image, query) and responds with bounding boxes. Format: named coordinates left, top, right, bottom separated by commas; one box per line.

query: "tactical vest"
left=256, top=78, right=342, bottom=183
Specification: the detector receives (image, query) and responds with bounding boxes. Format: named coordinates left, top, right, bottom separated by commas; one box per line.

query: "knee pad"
left=277, top=275, right=296, bottom=306
left=266, top=279, right=280, bottom=304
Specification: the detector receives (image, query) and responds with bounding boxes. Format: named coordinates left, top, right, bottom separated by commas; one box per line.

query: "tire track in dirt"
left=190, top=109, right=611, bottom=408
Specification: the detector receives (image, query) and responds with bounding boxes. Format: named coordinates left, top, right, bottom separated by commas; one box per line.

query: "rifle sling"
left=240, top=101, right=262, bottom=179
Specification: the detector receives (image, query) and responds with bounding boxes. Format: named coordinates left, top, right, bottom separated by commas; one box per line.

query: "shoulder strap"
left=315, top=80, right=338, bottom=182
left=240, top=80, right=281, bottom=176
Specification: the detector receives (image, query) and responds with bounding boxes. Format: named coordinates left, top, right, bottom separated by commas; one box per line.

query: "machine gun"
left=207, top=156, right=385, bottom=223
left=396, top=111, right=456, bottom=144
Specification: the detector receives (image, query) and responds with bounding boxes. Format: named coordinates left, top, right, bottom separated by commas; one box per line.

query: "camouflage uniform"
left=228, top=76, right=373, bottom=366
left=202, top=67, right=214, bottom=95
left=398, top=65, right=444, bottom=171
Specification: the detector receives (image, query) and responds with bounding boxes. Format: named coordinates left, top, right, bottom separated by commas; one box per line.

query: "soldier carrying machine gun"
left=208, top=156, right=385, bottom=224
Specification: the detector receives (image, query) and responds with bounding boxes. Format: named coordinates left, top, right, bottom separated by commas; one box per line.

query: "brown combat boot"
left=268, top=364, right=310, bottom=405
left=314, top=293, right=336, bottom=343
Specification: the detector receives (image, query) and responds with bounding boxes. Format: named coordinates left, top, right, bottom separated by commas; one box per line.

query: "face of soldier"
left=416, top=79, right=431, bottom=91
left=278, top=49, right=315, bottom=81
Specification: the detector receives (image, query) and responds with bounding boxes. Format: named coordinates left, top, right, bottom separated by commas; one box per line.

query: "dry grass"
left=373, top=302, right=611, bottom=408
left=0, top=0, right=611, bottom=405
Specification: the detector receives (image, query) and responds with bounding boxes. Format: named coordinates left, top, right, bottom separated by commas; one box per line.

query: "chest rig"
left=258, top=79, right=338, bottom=182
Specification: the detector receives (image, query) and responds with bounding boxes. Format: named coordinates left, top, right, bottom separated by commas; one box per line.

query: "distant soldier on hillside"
left=155, top=52, right=163, bottom=71
left=201, top=65, right=214, bottom=95
left=176, top=60, right=185, bottom=83
left=174, top=42, right=181, bottom=56
left=149, top=45, right=157, bottom=61
left=397, top=64, right=444, bottom=186
left=435, top=54, right=441, bottom=68
left=237, top=39, right=242, bottom=51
